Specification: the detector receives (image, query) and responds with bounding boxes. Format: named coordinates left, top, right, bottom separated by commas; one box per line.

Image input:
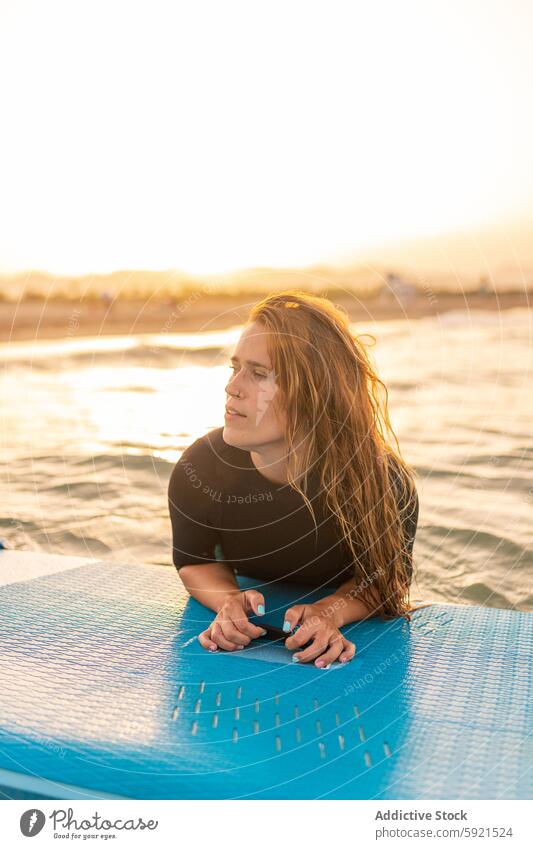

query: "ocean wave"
left=2, top=344, right=228, bottom=371
left=71, top=452, right=174, bottom=474
left=421, top=524, right=532, bottom=564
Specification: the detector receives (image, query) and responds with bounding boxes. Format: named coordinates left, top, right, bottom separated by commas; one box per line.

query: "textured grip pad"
left=0, top=556, right=531, bottom=799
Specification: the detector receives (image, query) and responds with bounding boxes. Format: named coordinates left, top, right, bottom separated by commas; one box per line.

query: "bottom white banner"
left=0, top=799, right=531, bottom=848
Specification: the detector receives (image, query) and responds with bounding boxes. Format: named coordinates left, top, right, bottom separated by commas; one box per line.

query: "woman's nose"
left=225, top=373, right=243, bottom=397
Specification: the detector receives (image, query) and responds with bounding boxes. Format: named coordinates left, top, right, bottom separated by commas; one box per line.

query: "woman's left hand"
left=283, top=603, right=356, bottom=667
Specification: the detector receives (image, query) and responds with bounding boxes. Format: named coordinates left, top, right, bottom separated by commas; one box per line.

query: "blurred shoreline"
left=0, top=290, right=530, bottom=342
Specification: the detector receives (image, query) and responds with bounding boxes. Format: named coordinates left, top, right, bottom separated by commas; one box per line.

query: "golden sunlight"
left=0, top=1, right=532, bottom=277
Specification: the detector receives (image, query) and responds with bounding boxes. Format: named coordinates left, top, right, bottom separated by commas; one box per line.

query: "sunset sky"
left=0, top=0, right=532, bottom=276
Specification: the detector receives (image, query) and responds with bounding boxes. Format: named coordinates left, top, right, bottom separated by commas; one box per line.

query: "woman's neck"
left=249, top=446, right=289, bottom=486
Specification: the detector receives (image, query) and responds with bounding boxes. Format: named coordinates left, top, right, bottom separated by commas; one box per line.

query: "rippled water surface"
left=1, top=309, right=532, bottom=610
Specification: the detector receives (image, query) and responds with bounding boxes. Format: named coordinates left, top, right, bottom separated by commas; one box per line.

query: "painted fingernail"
left=237, top=644, right=244, bottom=650
left=315, top=660, right=325, bottom=667
left=209, top=644, right=218, bottom=652
left=259, top=628, right=268, bottom=636
left=283, top=620, right=292, bottom=632
left=292, top=655, right=300, bottom=663
left=257, top=604, right=265, bottom=615
left=340, top=657, right=349, bottom=663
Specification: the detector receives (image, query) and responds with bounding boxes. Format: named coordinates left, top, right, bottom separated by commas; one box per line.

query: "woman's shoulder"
left=171, top=427, right=232, bottom=476
left=385, top=453, right=418, bottom=510
left=177, top=426, right=226, bottom=462
left=167, top=427, right=228, bottom=513
left=168, top=426, right=243, bottom=489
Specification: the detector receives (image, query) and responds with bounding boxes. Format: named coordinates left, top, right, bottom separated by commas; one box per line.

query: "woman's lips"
left=225, top=409, right=247, bottom=419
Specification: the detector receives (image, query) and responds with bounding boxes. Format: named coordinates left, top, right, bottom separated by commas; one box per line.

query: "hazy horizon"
left=1, top=216, right=532, bottom=301
left=1, top=1, right=533, bottom=285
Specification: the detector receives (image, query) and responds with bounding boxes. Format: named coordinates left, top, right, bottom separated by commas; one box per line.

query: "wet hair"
left=248, top=288, right=418, bottom=619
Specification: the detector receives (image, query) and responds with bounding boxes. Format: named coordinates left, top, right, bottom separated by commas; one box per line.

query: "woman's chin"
left=222, top=424, right=247, bottom=447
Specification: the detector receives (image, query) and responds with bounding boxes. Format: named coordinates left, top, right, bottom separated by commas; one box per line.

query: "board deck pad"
left=0, top=552, right=531, bottom=800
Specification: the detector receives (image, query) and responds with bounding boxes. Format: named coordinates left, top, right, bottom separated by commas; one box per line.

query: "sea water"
left=1, top=307, right=531, bottom=610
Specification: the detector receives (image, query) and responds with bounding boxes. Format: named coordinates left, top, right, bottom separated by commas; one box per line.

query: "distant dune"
left=1, top=220, right=532, bottom=302
left=0, top=290, right=529, bottom=343
left=352, top=218, right=533, bottom=292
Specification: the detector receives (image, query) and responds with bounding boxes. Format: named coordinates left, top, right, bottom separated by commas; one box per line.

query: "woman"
left=168, top=289, right=419, bottom=667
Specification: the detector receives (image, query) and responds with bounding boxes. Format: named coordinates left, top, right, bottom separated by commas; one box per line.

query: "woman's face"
left=223, top=321, right=286, bottom=450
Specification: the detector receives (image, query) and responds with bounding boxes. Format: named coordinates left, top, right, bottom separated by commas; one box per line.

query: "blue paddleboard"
left=0, top=551, right=531, bottom=799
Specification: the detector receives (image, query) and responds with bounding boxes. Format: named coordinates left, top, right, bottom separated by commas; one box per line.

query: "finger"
left=242, top=589, right=266, bottom=616
left=282, top=604, right=305, bottom=634
left=314, top=636, right=346, bottom=668
left=232, top=616, right=268, bottom=640
left=219, top=617, right=251, bottom=647
left=198, top=628, right=218, bottom=652
left=292, top=632, right=338, bottom=664
left=284, top=618, right=319, bottom=649
left=338, top=638, right=357, bottom=663
left=211, top=622, right=242, bottom=652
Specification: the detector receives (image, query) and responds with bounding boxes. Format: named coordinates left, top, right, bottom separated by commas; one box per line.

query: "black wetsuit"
left=168, top=427, right=419, bottom=589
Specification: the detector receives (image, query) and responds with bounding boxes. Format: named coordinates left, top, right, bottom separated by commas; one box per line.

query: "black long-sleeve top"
left=168, top=427, right=418, bottom=589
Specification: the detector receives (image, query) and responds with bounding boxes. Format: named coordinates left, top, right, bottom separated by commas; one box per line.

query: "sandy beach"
left=0, top=290, right=529, bottom=342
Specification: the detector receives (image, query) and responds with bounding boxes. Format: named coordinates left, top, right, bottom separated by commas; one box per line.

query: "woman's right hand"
left=198, top=589, right=267, bottom=652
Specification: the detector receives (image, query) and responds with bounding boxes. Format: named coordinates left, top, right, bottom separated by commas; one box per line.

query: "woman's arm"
left=283, top=578, right=361, bottom=666
left=178, top=561, right=242, bottom=612
left=312, top=575, right=376, bottom=628
left=179, top=562, right=267, bottom=652
left=314, top=468, right=419, bottom=627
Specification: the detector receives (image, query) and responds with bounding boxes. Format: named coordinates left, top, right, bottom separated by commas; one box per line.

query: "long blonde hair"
left=248, top=288, right=418, bottom=620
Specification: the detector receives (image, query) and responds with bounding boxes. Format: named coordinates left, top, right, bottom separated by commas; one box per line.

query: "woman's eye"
left=228, top=364, right=265, bottom=380
left=228, top=363, right=267, bottom=380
